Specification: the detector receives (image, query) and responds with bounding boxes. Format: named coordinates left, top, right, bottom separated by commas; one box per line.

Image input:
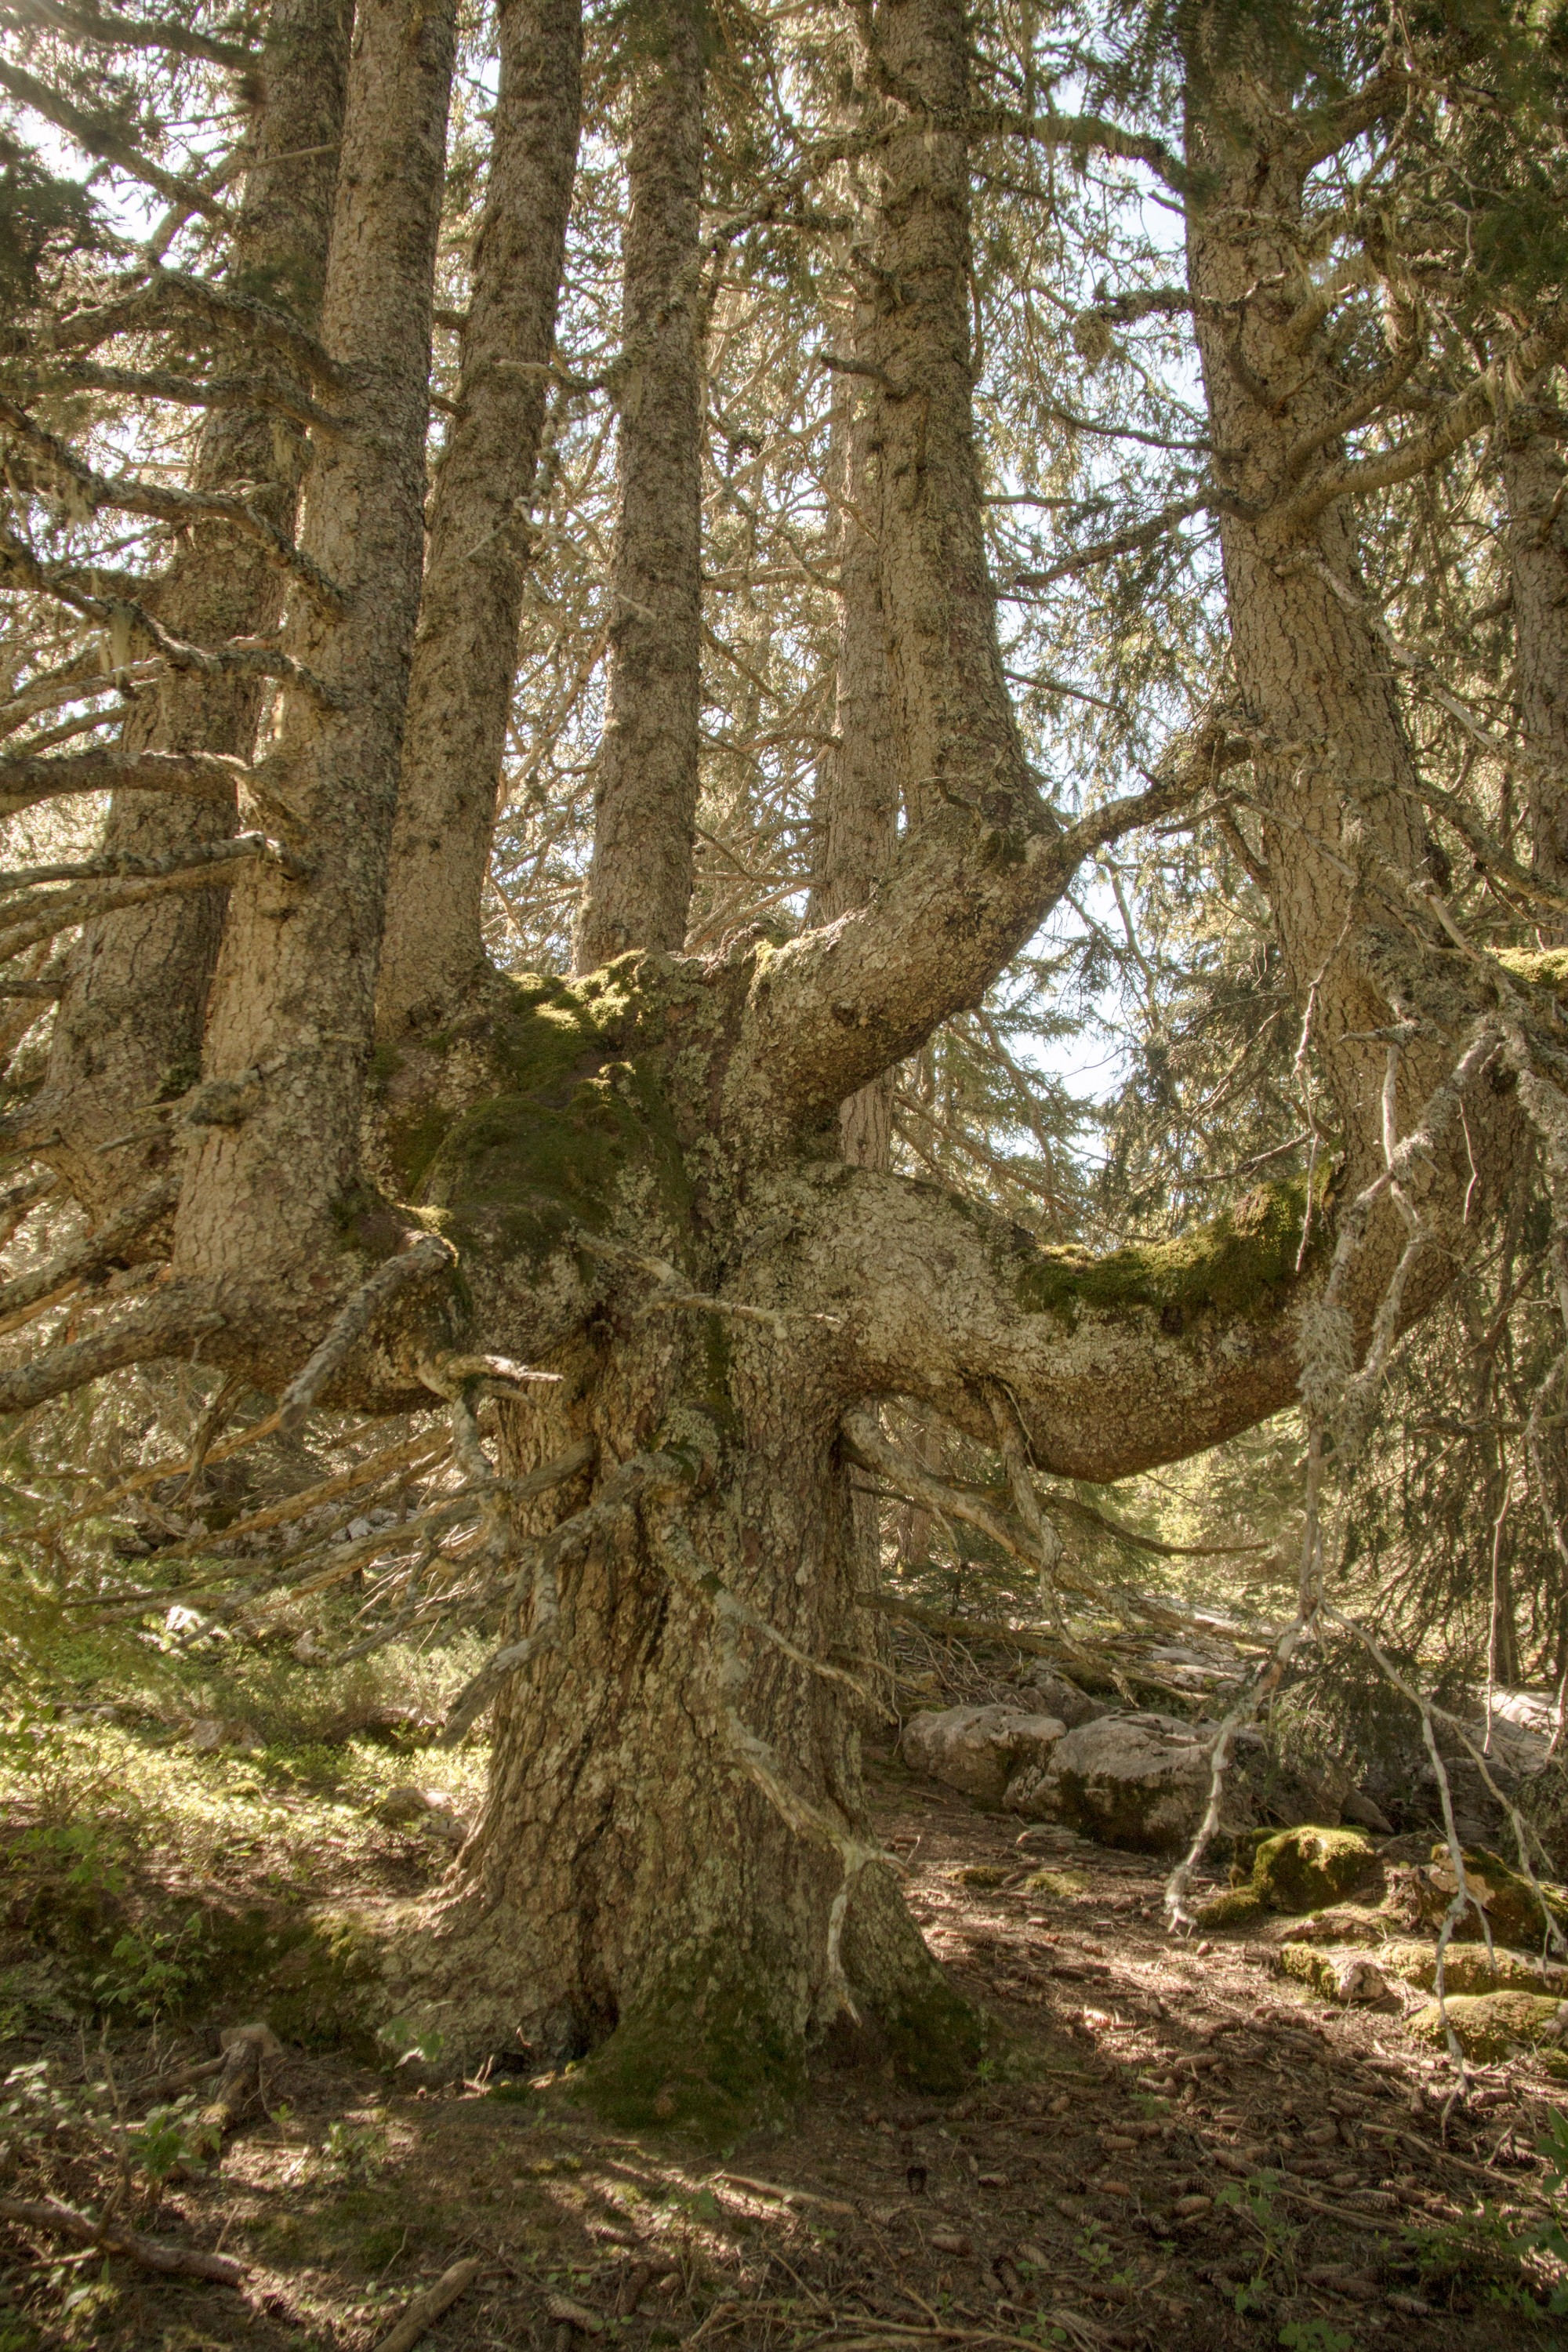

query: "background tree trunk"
left=172, top=0, right=457, bottom=1334
left=572, top=0, right=704, bottom=972
left=1502, top=401, right=1568, bottom=931
left=38, top=0, right=351, bottom=1218
left=808, top=311, right=897, bottom=1170
left=376, top=0, right=583, bottom=1035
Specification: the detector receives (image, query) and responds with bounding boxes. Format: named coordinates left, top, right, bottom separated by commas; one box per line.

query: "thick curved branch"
left=729, top=740, right=1227, bottom=1135
left=1283, top=299, right=1568, bottom=528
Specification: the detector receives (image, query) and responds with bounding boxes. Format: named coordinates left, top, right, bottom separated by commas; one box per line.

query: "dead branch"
left=30, top=356, right=347, bottom=437
left=0, top=747, right=255, bottom=823
left=0, top=395, right=347, bottom=615
left=278, top=1232, right=456, bottom=1431
left=0, top=1283, right=223, bottom=1415
left=0, top=2, right=258, bottom=70
left=0, top=837, right=309, bottom=962
left=0, top=1172, right=175, bottom=1331
left=53, top=264, right=347, bottom=390
left=372, top=2258, right=483, bottom=2352
left=0, top=2192, right=247, bottom=2284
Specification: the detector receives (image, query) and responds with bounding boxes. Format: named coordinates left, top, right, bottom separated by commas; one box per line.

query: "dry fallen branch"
left=0, top=2192, right=247, bottom=2284
left=371, top=2256, right=484, bottom=2352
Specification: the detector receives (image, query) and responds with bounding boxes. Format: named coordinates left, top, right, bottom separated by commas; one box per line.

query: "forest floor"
left=2, top=1722, right=1566, bottom=2352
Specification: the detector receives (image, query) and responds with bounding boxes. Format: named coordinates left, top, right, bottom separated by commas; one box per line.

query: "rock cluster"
left=901, top=1676, right=1357, bottom=1854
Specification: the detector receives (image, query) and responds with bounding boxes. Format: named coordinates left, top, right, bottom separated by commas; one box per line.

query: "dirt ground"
left=2, top=1744, right=1564, bottom=2352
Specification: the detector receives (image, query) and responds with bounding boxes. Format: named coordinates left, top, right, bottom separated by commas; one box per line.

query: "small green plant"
left=1279, top=2322, right=1354, bottom=2352
left=125, top=2099, right=203, bottom=2183
left=324, top=2114, right=390, bottom=2176
left=90, top=1914, right=211, bottom=2020
left=1216, top=2172, right=1300, bottom=2309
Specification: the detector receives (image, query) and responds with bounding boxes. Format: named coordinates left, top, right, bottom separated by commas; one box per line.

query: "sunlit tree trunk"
left=38, top=0, right=351, bottom=1218
left=172, top=0, right=458, bottom=1347
left=1501, top=402, right=1568, bottom=932
left=376, top=0, right=583, bottom=1033
left=572, top=0, right=703, bottom=971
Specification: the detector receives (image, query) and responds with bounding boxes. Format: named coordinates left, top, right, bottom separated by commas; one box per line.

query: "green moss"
left=1011, top=1179, right=1312, bottom=1327
left=418, top=981, right=690, bottom=1274
left=953, top=1864, right=1010, bottom=1889
left=1250, top=1827, right=1375, bottom=1913
left=1380, top=1939, right=1566, bottom=1996
left=1276, top=1942, right=1342, bottom=1998
left=1194, top=1886, right=1267, bottom=1931
left=1427, top=1846, right=1568, bottom=1949
left=1022, top=1867, right=1086, bottom=1898
left=1496, top=949, right=1568, bottom=991
left=1409, top=1989, right=1566, bottom=2060
left=571, top=1949, right=805, bottom=2140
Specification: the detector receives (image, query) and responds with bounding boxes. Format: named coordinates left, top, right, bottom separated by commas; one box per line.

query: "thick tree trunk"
left=376, top=0, right=583, bottom=1034
left=1501, top=404, right=1568, bottom=930
left=394, top=1268, right=970, bottom=2109
left=572, top=0, right=704, bottom=972
left=171, top=0, right=457, bottom=1338
left=37, top=0, right=350, bottom=1218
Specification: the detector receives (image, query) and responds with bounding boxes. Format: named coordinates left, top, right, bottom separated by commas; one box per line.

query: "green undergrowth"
left=0, top=1697, right=485, bottom=2045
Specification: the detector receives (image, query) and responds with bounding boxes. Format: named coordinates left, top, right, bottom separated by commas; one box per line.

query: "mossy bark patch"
left=1010, top=1179, right=1312, bottom=1324
left=1379, top=1939, right=1567, bottom=1997
left=567, top=1952, right=806, bottom=2140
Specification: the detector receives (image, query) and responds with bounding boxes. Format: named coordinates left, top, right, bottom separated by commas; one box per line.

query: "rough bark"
left=376, top=0, right=583, bottom=1035
left=808, top=304, right=898, bottom=1169
left=171, top=0, right=457, bottom=1343
left=36, top=0, right=351, bottom=1219
left=1502, top=402, right=1568, bottom=930
left=1179, top=24, right=1441, bottom=1185
left=572, top=0, right=703, bottom=973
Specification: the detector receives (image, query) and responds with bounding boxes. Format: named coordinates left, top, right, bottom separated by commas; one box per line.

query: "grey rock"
left=1014, top=1663, right=1112, bottom=1730
left=1014, top=1711, right=1229, bottom=1853
left=902, top=1704, right=1068, bottom=1808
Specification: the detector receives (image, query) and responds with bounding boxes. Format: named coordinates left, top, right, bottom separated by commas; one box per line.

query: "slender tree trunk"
left=809, top=310, right=898, bottom=1169
left=1181, top=24, right=1446, bottom=1181
left=376, top=0, right=583, bottom=1035
left=38, top=0, right=351, bottom=1218
left=172, top=0, right=457, bottom=1339
left=1501, top=402, right=1568, bottom=931
left=572, top=0, right=703, bottom=972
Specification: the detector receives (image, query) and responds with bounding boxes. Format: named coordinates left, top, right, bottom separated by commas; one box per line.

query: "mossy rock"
left=1266, top=1903, right=1385, bottom=1948
left=953, top=1864, right=1010, bottom=1889
left=1423, top=1846, right=1568, bottom=1951
left=1409, top=1988, right=1567, bottom=2060
left=1380, top=1938, right=1568, bottom=1997
left=1194, top=1886, right=1266, bottom=1931
left=1250, top=1826, right=1376, bottom=1914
